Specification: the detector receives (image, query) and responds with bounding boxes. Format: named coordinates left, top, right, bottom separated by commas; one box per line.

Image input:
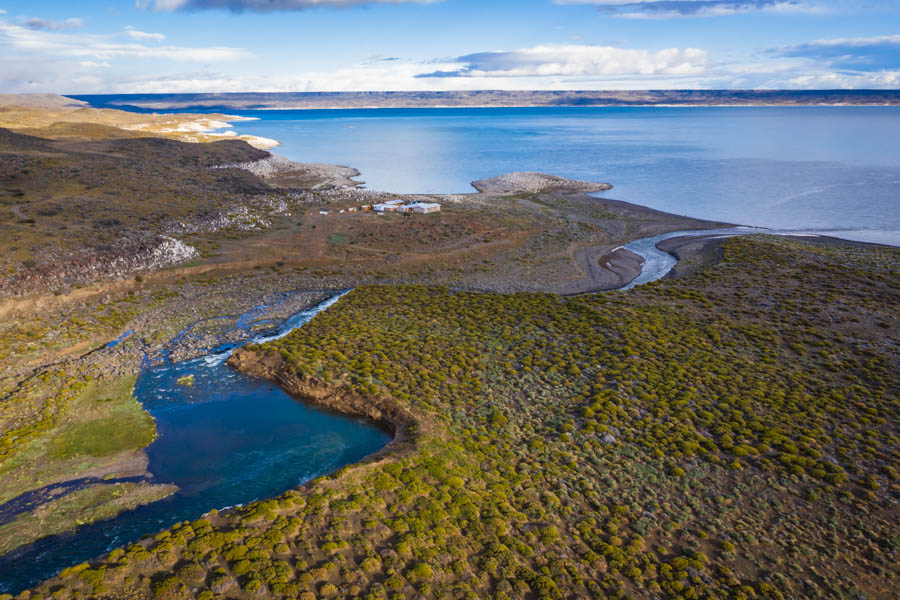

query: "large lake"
left=215, top=106, right=899, bottom=246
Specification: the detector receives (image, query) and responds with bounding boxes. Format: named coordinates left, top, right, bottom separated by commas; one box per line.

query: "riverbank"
left=0, top=289, right=391, bottom=591
left=227, top=348, right=417, bottom=459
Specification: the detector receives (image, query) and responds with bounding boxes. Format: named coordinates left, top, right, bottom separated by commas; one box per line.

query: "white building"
left=372, top=200, right=441, bottom=214
left=407, top=202, right=441, bottom=214
left=373, top=199, right=405, bottom=213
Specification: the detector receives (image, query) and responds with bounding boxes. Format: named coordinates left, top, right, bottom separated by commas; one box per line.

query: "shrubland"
left=21, top=235, right=897, bottom=600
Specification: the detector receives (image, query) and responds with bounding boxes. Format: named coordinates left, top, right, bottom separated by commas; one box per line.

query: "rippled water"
left=216, top=106, right=899, bottom=245
left=0, top=294, right=390, bottom=593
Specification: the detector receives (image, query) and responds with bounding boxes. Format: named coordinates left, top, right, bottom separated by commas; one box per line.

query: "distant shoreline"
left=69, top=90, right=900, bottom=112
left=193, top=103, right=900, bottom=111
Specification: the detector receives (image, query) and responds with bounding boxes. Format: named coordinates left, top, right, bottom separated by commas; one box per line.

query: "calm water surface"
left=221, top=106, right=900, bottom=245
left=0, top=294, right=390, bottom=593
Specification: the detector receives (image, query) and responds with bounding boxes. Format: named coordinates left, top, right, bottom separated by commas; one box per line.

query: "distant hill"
left=71, top=90, right=900, bottom=111
left=0, top=94, right=88, bottom=110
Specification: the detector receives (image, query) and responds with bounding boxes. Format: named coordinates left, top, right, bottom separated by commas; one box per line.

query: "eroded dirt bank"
left=227, top=347, right=418, bottom=459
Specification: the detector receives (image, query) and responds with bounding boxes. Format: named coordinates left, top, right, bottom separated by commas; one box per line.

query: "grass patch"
left=46, top=377, right=155, bottom=460
left=327, top=232, right=352, bottom=246
left=0, top=376, right=156, bottom=505
left=0, top=482, right=175, bottom=555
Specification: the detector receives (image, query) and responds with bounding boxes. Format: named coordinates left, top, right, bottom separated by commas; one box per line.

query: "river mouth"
left=620, top=227, right=761, bottom=289
left=0, top=292, right=391, bottom=594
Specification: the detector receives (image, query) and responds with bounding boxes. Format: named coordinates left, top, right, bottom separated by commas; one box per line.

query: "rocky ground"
left=471, top=171, right=612, bottom=194
left=1, top=122, right=725, bottom=304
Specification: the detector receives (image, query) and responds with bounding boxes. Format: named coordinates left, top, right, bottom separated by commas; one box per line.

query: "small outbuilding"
left=374, top=200, right=405, bottom=213
left=407, top=202, right=441, bottom=214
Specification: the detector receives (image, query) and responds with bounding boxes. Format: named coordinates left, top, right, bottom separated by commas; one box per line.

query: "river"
left=0, top=293, right=391, bottom=593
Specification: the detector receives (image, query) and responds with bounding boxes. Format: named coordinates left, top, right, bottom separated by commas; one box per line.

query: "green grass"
left=0, top=375, right=157, bottom=506
left=0, top=375, right=165, bottom=556
left=0, top=482, right=176, bottom=555
left=47, top=377, right=155, bottom=460
left=327, top=232, right=352, bottom=246
left=47, top=414, right=154, bottom=460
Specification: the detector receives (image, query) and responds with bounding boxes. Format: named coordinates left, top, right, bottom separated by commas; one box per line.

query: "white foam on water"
left=253, top=291, right=349, bottom=344
left=202, top=351, right=233, bottom=367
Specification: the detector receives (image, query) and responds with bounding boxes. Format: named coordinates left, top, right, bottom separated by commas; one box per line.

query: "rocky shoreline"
left=471, top=171, right=612, bottom=194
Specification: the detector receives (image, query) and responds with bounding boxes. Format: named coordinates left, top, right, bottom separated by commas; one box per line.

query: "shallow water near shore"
left=219, top=106, right=900, bottom=245
left=0, top=295, right=391, bottom=593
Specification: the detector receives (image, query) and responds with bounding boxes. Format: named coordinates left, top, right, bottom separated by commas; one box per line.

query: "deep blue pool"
left=0, top=293, right=391, bottom=593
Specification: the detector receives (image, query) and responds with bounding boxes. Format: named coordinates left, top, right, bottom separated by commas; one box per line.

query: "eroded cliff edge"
left=227, top=346, right=419, bottom=459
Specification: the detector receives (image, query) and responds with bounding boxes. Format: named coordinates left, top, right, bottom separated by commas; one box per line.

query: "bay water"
left=222, top=106, right=900, bottom=245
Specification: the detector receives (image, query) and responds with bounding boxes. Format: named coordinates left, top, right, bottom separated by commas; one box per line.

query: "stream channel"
left=0, top=293, right=391, bottom=592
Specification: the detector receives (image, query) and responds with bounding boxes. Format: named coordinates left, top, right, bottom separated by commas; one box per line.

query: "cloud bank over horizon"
left=0, top=0, right=897, bottom=93
left=772, top=35, right=900, bottom=71
left=417, top=45, right=708, bottom=80
left=554, top=0, right=824, bottom=18
left=138, top=0, right=442, bottom=12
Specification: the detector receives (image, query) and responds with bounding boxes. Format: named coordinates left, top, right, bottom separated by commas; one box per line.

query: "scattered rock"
left=471, top=172, right=611, bottom=195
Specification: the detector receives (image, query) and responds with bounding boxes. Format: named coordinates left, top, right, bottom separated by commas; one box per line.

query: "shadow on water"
left=0, top=292, right=391, bottom=594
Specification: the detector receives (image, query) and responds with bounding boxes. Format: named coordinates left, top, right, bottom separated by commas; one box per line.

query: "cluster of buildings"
left=318, top=200, right=441, bottom=217
left=372, top=200, right=441, bottom=214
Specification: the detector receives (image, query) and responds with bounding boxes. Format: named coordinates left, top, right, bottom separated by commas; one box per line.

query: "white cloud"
left=114, top=61, right=469, bottom=93
left=0, top=14, right=254, bottom=92
left=23, top=17, right=85, bottom=30
left=555, top=0, right=827, bottom=19
left=781, top=70, right=900, bottom=89
left=124, top=26, right=166, bottom=41
left=138, top=0, right=443, bottom=11
left=771, top=35, right=900, bottom=73
left=788, top=33, right=900, bottom=48
left=113, top=50, right=718, bottom=94
left=0, top=20, right=249, bottom=62
left=2, top=10, right=896, bottom=95
left=418, top=44, right=709, bottom=79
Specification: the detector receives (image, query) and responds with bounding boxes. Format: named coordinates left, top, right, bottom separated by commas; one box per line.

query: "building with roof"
left=407, top=202, right=441, bottom=214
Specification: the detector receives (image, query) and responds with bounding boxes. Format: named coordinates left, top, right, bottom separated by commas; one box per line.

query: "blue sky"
left=0, top=0, right=897, bottom=93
